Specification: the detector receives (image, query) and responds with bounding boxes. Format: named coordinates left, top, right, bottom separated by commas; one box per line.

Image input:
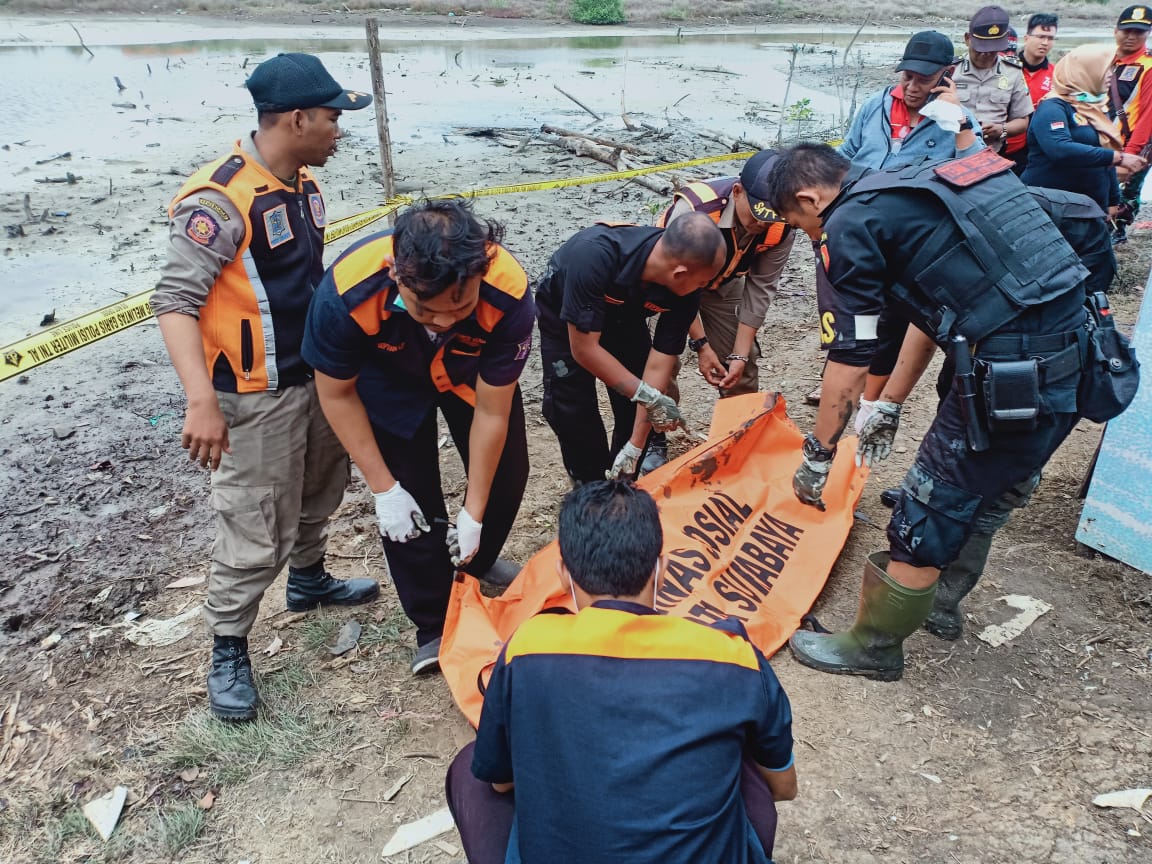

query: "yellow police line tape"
left=1, top=149, right=760, bottom=383
left=322, top=150, right=759, bottom=243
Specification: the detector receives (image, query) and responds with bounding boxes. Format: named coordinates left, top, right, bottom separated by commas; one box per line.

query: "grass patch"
left=152, top=803, right=206, bottom=856
left=1113, top=233, right=1152, bottom=295
left=296, top=613, right=340, bottom=652
left=360, top=606, right=410, bottom=648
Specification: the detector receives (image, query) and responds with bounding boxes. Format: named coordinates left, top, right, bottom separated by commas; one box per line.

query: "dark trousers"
left=372, top=388, right=528, bottom=645
left=887, top=381, right=1080, bottom=569
left=539, top=317, right=651, bottom=484
left=445, top=742, right=780, bottom=864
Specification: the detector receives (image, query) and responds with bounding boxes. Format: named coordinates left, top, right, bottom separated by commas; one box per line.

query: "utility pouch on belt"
left=1078, top=292, right=1140, bottom=423
left=981, top=359, right=1040, bottom=432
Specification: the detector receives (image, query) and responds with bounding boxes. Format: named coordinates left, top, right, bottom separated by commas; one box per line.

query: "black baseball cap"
left=245, top=53, right=372, bottom=113
left=739, top=150, right=786, bottom=223
left=968, top=5, right=1013, bottom=53
left=1118, top=5, right=1152, bottom=31
left=896, top=31, right=955, bottom=77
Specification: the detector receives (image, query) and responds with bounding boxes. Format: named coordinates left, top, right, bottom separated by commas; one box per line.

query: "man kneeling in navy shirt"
left=445, top=480, right=798, bottom=864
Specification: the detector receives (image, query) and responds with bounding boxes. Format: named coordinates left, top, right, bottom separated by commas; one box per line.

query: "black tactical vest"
left=840, top=154, right=1089, bottom=341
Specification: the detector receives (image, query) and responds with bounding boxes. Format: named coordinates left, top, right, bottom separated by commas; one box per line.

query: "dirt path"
left=1, top=16, right=1150, bottom=864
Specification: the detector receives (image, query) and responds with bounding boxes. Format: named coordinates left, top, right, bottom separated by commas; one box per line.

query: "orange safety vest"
left=169, top=141, right=325, bottom=393
left=656, top=178, right=790, bottom=291
left=1113, top=50, right=1152, bottom=145
left=331, top=233, right=529, bottom=411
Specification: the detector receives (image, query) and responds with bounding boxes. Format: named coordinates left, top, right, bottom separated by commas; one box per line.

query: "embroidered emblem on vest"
left=264, top=203, right=294, bottom=249
left=308, top=193, right=326, bottom=228
left=185, top=209, right=220, bottom=247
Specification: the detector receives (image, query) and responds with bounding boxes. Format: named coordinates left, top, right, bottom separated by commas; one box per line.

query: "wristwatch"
left=958, top=116, right=974, bottom=132
left=726, top=354, right=749, bottom=363
left=802, top=433, right=836, bottom=463
left=688, top=336, right=709, bottom=353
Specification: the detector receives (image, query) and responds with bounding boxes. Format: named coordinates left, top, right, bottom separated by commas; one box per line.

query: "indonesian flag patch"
left=1050, top=121, right=1066, bottom=131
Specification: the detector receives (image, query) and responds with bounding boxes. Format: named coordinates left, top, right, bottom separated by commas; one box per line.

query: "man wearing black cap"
left=840, top=30, right=983, bottom=170
left=635, top=151, right=796, bottom=472
left=151, top=53, right=375, bottom=721
left=953, top=6, right=1034, bottom=154
left=1111, top=5, right=1152, bottom=242
left=657, top=151, right=795, bottom=399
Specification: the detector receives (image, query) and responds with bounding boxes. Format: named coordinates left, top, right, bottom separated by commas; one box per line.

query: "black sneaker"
left=411, top=637, right=442, bottom=676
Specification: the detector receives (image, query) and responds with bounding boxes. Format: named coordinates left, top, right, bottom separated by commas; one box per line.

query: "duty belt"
left=976, top=329, right=1084, bottom=382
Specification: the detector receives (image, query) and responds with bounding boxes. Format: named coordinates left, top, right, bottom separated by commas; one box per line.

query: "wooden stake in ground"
left=365, top=17, right=397, bottom=225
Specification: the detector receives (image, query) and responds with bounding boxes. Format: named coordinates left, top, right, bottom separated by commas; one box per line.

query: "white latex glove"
left=855, top=401, right=903, bottom=468
left=631, top=381, right=685, bottom=433
left=920, top=99, right=965, bottom=133
left=448, top=507, right=483, bottom=567
left=607, top=440, right=645, bottom=480
left=374, top=483, right=431, bottom=543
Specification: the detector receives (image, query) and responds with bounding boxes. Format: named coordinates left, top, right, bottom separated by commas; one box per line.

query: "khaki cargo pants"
left=669, top=277, right=761, bottom=403
left=203, top=379, right=349, bottom=636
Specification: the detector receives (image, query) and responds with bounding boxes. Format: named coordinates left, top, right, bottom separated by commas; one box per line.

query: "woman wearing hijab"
left=1022, top=43, right=1147, bottom=213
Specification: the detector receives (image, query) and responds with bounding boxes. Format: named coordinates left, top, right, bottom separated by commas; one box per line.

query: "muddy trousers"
left=204, top=380, right=350, bottom=637
left=373, top=388, right=528, bottom=647
left=540, top=318, right=652, bottom=485
left=445, top=742, right=780, bottom=862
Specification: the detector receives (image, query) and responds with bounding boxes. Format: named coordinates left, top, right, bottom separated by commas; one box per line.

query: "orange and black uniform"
left=446, top=601, right=794, bottom=864
left=165, top=140, right=325, bottom=392
left=302, top=231, right=534, bottom=644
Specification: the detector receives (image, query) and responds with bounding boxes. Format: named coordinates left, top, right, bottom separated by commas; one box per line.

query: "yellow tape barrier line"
left=1, top=291, right=156, bottom=382
left=2, top=149, right=765, bottom=382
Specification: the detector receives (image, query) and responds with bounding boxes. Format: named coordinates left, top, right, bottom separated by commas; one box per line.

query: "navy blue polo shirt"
left=472, top=600, right=794, bottom=864
left=302, top=231, right=534, bottom=439
left=534, top=224, right=702, bottom=355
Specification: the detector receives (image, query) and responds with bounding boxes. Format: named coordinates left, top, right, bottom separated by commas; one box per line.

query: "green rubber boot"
left=924, top=532, right=993, bottom=641
left=789, top=552, right=937, bottom=681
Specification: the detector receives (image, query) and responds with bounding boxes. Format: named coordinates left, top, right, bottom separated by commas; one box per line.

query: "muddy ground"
left=1, top=14, right=1151, bottom=864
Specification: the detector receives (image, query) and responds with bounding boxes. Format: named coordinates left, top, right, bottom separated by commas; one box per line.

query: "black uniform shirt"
left=815, top=170, right=1087, bottom=367
left=535, top=224, right=701, bottom=355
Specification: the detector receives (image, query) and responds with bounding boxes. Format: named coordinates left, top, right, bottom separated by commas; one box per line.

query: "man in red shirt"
left=1112, top=5, right=1152, bottom=242
left=1005, top=13, right=1058, bottom=174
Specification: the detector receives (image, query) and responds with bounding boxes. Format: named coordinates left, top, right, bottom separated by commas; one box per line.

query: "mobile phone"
left=926, top=67, right=956, bottom=102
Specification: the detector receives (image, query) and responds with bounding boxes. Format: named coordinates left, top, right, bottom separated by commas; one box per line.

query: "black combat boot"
left=208, top=635, right=258, bottom=721
left=285, top=557, right=380, bottom=612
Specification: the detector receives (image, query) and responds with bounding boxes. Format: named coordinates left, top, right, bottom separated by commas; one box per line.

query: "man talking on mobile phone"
left=839, top=30, right=985, bottom=170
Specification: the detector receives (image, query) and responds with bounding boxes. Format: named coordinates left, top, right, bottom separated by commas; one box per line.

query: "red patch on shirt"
left=1050, top=121, right=1066, bottom=131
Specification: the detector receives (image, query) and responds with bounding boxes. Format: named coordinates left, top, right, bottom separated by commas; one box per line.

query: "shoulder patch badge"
left=515, top=336, right=532, bottom=361
left=1120, top=65, right=1140, bottom=82
left=308, top=193, right=326, bottom=228
left=185, top=209, right=220, bottom=247
left=263, top=203, right=294, bottom=249
left=1050, top=121, right=1066, bottom=131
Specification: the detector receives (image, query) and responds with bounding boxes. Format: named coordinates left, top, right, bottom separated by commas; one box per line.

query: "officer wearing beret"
left=953, top=5, right=1034, bottom=153
left=151, top=54, right=377, bottom=721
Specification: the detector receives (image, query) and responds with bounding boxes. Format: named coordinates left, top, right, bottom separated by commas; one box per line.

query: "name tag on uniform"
left=1121, top=65, right=1140, bottom=82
